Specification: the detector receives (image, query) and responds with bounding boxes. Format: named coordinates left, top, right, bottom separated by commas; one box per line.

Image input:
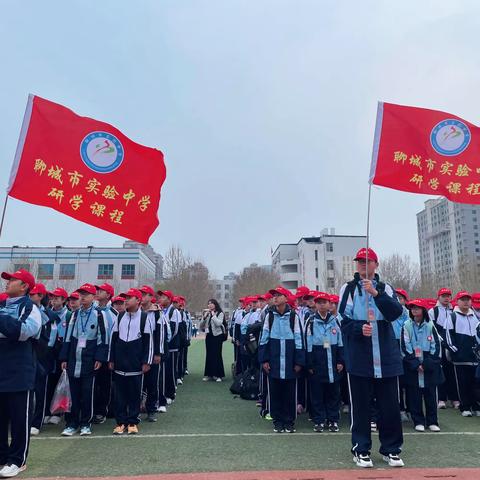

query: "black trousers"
left=438, top=356, right=459, bottom=402
left=164, top=352, right=178, bottom=400
left=297, top=374, right=308, bottom=409
left=143, top=363, right=160, bottom=414
left=348, top=374, right=403, bottom=456
left=158, top=363, right=167, bottom=407
left=93, top=365, right=112, bottom=418
left=32, top=368, right=49, bottom=429
left=406, top=385, right=438, bottom=426
left=114, top=373, right=142, bottom=426
left=268, top=377, right=296, bottom=429
left=259, top=369, right=270, bottom=415
left=204, top=334, right=225, bottom=378
left=0, top=391, right=33, bottom=468
left=178, top=347, right=185, bottom=379
left=309, top=376, right=340, bottom=424
left=65, top=375, right=95, bottom=429
left=340, top=374, right=350, bottom=406
left=454, top=365, right=480, bottom=411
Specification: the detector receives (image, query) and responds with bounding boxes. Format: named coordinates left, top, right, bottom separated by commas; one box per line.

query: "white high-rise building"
left=272, top=229, right=366, bottom=292
left=211, top=272, right=238, bottom=316
left=417, top=198, right=480, bottom=289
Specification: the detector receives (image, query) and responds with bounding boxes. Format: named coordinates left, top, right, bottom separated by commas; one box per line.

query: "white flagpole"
left=365, top=183, right=372, bottom=321
left=0, top=195, right=10, bottom=240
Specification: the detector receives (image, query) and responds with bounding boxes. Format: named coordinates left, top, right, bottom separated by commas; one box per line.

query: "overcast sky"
left=1, top=1, right=480, bottom=277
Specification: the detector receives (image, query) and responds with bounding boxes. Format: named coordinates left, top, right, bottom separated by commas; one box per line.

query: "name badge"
left=323, top=339, right=330, bottom=349
left=78, top=337, right=87, bottom=349
left=414, top=346, right=422, bottom=358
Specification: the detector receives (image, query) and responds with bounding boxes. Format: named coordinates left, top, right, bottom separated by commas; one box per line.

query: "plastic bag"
left=50, top=370, right=72, bottom=415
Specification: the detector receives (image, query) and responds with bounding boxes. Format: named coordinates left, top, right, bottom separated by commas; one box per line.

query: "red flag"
left=370, top=102, right=480, bottom=203
left=8, top=95, right=166, bottom=243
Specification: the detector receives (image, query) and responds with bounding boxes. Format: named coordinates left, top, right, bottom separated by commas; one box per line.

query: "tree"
left=163, top=245, right=190, bottom=279
left=378, top=254, right=421, bottom=296
left=232, top=264, right=280, bottom=302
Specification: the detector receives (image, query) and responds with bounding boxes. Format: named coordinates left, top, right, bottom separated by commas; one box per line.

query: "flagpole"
left=0, top=194, right=10, bottom=239
left=365, top=182, right=372, bottom=321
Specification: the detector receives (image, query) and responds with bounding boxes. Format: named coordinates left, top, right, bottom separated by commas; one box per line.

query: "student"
left=68, top=292, right=81, bottom=313
left=339, top=248, right=404, bottom=468
left=138, top=285, right=160, bottom=422
left=0, top=269, right=42, bottom=478
left=111, top=296, right=126, bottom=314
left=175, top=296, right=188, bottom=385
left=177, top=296, right=192, bottom=379
left=240, top=297, right=261, bottom=370
left=259, top=293, right=274, bottom=419
left=306, top=292, right=344, bottom=432
left=29, top=284, right=59, bottom=436
left=109, top=289, right=154, bottom=435
left=329, top=295, right=342, bottom=324
left=232, top=299, right=246, bottom=375
left=400, top=299, right=443, bottom=432
left=154, top=295, right=170, bottom=413
left=428, top=288, right=459, bottom=409
left=59, top=284, right=109, bottom=436
left=93, top=283, right=116, bottom=425
left=258, top=286, right=305, bottom=434
left=445, top=291, right=480, bottom=417
left=157, top=290, right=181, bottom=403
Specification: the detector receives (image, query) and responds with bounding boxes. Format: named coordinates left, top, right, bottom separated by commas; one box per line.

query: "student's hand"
left=418, top=364, right=424, bottom=372
left=294, top=364, right=302, bottom=373
left=263, top=362, right=270, bottom=373
left=362, top=323, right=373, bottom=337
left=308, top=369, right=314, bottom=375
left=94, top=361, right=102, bottom=371
left=61, top=362, right=67, bottom=371
left=108, top=362, right=114, bottom=371
left=361, top=279, right=378, bottom=297
left=153, top=355, right=161, bottom=365
left=149, top=305, right=159, bottom=311
left=337, top=364, right=344, bottom=373
left=142, top=364, right=151, bottom=373
left=235, top=340, right=240, bottom=346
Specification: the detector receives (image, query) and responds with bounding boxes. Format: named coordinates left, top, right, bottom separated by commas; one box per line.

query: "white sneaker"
left=215, top=377, right=222, bottom=382
left=461, top=410, right=473, bottom=417
left=185, top=369, right=189, bottom=375
left=0, top=464, right=27, bottom=478
left=342, top=404, right=350, bottom=414
left=437, top=400, right=446, bottom=409
left=202, top=377, right=209, bottom=382
left=61, top=427, right=77, bottom=436
left=48, top=416, right=61, bottom=425
left=158, top=406, right=167, bottom=413
left=428, top=425, right=441, bottom=431
left=415, top=424, right=425, bottom=432
left=382, top=454, right=405, bottom=467
left=400, top=411, right=410, bottom=422
left=370, top=422, right=377, bottom=432
left=79, top=426, right=92, bottom=436
left=177, top=379, right=183, bottom=386
left=43, top=416, right=51, bottom=424
left=30, top=427, right=40, bottom=436
left=353, top=453, right=373, bottom=468
left=166, top=398, right=173, bottom=405
left=453, top=401, right=460, bottom=409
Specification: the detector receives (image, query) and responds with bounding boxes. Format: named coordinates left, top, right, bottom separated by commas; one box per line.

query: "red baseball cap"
left=124, top=288, right=142, bottom=300
left=471, top=292, right=480, bottom=308
left=264, top=292, right=273, bottom=300
left=407, top=298, right=428, bottom=309
left=426, top=298, right=437, bottom=308
left=287, top=295, right=298, bottom=307
left=395, top=289, right=409, bottom=302
left=50, top=287, right=69, bottom=298
left=268, top=286, right=292, bottom=298
left=314, top=291, right=331, bottom=303
left=1, top=269, right=35, bottom=290
left=157, top=290, right=174, bottom=301
left=111, top=296, right=126, bottom=304
left=329, top=294, right=339, bottom=304
left=139, top=285, right=155, bottom=296
left=95, top=283, right=114, bottom=297
left=76, top=283, right=97, bottom=295
left=437, top=288, right=452, bottom=297
left=68, top=291, right=80, bottom=300
left=0, top=292, right=8, bottom=302
left=30, top=283, right=48, bottom=295
left=354, top=248, right=378, bottom=262
left=455, top=291, right=472, bottom=301
left=302, top=290, right=317, bottom=299
left=256, top=294, right=266, bottom=301
left=296, top=286, right=310, bottom=297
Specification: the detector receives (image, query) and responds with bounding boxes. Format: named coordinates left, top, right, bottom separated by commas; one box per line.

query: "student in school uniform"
left=111, top=296, right=126, bottom=314
left=428, top=288, right=459, bottom=409
left=258, top=286, right=305, bottom=434
left=174, top=296, right=188, bottom=385
left=259, top=293, right=274, bottom=419
left=306, top=292, right=344, bottom=433
left=93, top=283, right=116, bottom=425
left=154, top=295, right=170, bottom=413
left=59, top=284, right=109, bottom=436
left=68, top=292, right=81, bottom=313
left=232, top=298, right=246, bottom=375
left=0, top=269, right=42, bottom=478
left=400, top=298, right=443, bottom=432
left=109, top=289, right=154, bottom=435
left=445, top=291, right=480, bottom=417
left=29, top=284, right=59, bottom=436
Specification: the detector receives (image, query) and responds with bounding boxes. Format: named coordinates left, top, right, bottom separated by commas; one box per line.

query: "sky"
left=1, top=0, right=480, bottom=278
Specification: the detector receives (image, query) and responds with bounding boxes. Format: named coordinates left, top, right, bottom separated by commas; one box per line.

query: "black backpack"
left=239, top=367, right=259, bottom=400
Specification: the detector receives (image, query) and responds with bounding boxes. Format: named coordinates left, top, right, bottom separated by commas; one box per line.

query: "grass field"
left=26, top=338, right=480, bottom=477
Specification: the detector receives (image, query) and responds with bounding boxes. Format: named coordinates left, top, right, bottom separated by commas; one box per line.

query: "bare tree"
left=232, top=264, right=280, bottom=301
left=378, top=254, right=421, bottom=296
left=163, top=245, right=191, bottom=279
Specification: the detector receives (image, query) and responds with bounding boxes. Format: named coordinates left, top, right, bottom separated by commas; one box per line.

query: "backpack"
left=239, top=367, right=259, bottom=400
left=177, top=311, right=188, bottom=347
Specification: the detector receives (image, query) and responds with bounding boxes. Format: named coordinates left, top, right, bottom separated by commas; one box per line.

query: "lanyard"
left=79, top=306, right=93, bottom=335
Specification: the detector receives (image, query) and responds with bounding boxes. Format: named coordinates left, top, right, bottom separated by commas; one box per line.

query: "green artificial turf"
left=25, top=339, right=480, bottom=477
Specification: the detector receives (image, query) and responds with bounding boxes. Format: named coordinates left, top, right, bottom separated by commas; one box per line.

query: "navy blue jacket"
left=339, top=273, right=403, bottom=379
left=0, top=296, right=42, bottom=392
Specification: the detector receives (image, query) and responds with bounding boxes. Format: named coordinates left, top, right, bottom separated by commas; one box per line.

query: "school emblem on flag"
left=80, top=132, right=125, bottom=173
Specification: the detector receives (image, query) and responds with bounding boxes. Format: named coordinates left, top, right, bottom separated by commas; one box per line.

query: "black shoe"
left=93, top=415, right=106, bottom=424
left=313, top=423, right=324, bottom=432
left=284, top=425, right=296, bottom=433
left=328, top=421, right=339, bottom=432
left=146, top=413, right=157, bottom=423
left=273, top=424, right=284, bottom=433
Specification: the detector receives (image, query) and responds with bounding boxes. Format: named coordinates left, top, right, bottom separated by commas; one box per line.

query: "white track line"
left=31, top=431, right=480, bottom=440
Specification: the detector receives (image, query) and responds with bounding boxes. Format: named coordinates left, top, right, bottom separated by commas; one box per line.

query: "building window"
left=59, top=264, right=75, bottom=280
left=315, top=267, right=319, bottom=279
left=224, top=284, right=230, bottom=290
left=14, top=263, right=30, bottom=272
left=327, top=278, right=335, bottom=288
left=326, top=243, right=333, bottom=252
left=98, top=264, right=114, bottom=279
left=225, top=293, right=230, bottom=300
left=316, top=285, right=319, bottom=290
left=216, top=284, right=222, bottom=291
left=38, top=264, right=54, bottom=280
left=327, top=260, right=334, bottom=270
left=121, top=264, right=136, bottom=279
left=315, top=249, right=318, bottom=261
